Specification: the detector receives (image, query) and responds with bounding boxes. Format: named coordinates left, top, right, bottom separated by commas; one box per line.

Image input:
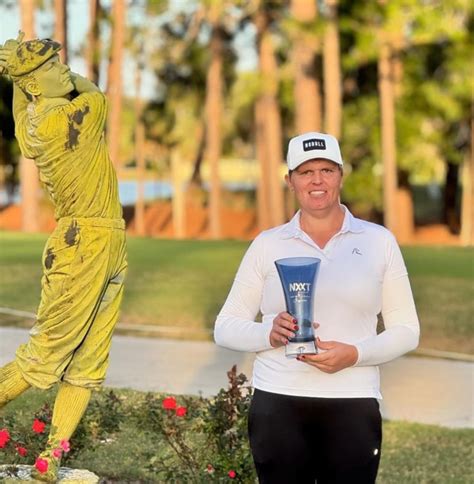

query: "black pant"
left=248, top=389, right=382, bottom=484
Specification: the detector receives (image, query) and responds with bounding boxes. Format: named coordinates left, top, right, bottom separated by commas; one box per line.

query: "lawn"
left=0, top=231, right=472, bottom=353
left=0, top=387, right=473, bottom=483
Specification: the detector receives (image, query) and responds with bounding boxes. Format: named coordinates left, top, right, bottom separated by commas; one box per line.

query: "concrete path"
left=1, top=327, right=472, bottom=429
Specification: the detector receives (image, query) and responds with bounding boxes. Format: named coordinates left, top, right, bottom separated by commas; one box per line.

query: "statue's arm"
left=12, top=83, right=30, bottom=124
left=70, top=72, right=100, bottom=94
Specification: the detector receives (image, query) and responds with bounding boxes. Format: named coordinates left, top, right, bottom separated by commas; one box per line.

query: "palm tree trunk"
left=106, top=0, right=125, bottom=169
left=204, top=2, right=223, bottom=239
left=255, top=97, right=271, bottom=230
left=323, top=0, right=342, bottom=138
left=19, top=0, right=39, bottom=233
left=171, top=151, right=186, bottom=239
left=378, top=36, right=397, bottom=234
left=134, top=63, right=146, bottom=237
left=54, top=0, right=68, bottom=64
left=87, top=0, right=100, bottom=84
left=291, top=0, right=322, bottom=133
left=256, top=10, right=285, bottom=226
left=460, top=117, right=473, bottom=245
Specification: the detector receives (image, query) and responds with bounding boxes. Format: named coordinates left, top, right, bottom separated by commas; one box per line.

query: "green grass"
left=0, top=231, right=473, bottom=353
left=1, top=387, right=473, bottom=483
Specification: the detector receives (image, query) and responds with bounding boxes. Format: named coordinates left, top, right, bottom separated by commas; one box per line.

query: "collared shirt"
left=15, top=92, right=122, bottom=220
left=214, top=206, right=420, bottom=399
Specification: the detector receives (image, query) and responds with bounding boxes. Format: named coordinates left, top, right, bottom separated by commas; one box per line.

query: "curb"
left=1, top=307, right=473, bottom=362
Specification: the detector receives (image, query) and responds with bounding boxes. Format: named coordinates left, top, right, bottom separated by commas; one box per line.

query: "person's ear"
left=285, top=173, right=294, bottom=191
left=24, top=79, right=40, bottom=97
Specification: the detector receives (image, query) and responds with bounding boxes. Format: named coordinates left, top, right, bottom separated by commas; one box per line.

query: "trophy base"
left=286, top=340, right=318, bottom=358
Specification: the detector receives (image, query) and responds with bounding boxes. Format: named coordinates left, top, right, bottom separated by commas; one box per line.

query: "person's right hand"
left=0, top=32, right=24, bottom=75
left=270, top=312, right=298, bottom=348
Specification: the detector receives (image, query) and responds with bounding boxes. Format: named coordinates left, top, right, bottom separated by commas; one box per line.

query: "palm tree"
left=322, top=0, right=341, bottom=138
left=134, top=57, right=146, bottom=237
left=460, top=119, right=473, bottom=246
left=290, top=0, right=322, bottom=133
left=53, top=0, right=68, bottom=63
left=254, top=3, right=285, bottom=227
left=255, top=96, right=271, bottom=229
left=204, top=0, right=224, bottom=239
left=87, top=0, right=100, bottom=84
left=19, top=0, right=39, bottom=233
left=377, top=31, right=397, bottom=234
left=106, top=0, right=125, bottom=169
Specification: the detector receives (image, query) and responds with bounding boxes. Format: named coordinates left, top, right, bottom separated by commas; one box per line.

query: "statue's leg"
left=31, top=223, right=126, bottom=482
left=0, top=361, right=30, bottom=409
left=31, top=382, right=91, bottom=482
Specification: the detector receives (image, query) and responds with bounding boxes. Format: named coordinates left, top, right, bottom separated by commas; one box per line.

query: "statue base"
left=0, top=465, right=99, bottom=483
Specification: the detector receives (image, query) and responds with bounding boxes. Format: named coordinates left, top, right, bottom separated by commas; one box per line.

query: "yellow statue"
left=0, top=33, right=127, bottom=482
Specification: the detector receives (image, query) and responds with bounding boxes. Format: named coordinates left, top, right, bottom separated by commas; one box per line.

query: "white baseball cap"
left=286, top=131, right=343, bottom=170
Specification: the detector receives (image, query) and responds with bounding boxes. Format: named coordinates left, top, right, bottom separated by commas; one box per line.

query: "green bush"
left=0, top=367, right=256, bottom=482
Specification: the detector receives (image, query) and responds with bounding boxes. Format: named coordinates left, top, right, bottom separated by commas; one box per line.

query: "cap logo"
left=303, top=138, right=326, bottom=151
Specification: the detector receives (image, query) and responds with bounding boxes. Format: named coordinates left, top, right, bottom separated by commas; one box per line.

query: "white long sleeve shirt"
left=214, top=207, right=420, bottom=399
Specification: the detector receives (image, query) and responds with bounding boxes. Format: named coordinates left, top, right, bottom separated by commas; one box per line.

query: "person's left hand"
left=297, top=337, right=358, bottom=373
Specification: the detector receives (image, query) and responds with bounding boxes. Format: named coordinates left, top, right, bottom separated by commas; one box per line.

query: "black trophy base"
left=286, top=339, right=318, bottom=358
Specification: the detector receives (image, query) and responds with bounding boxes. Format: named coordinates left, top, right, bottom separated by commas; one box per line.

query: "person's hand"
left=297, top=337, right=358, bottom=373
left=270, top=313, right=320, bottom=348
left=0, top=31, right=24, bottom=75
left=269, top=312, right=298, bottom=348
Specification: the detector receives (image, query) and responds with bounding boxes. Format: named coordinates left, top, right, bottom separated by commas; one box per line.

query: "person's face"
left=286, top=159, right=343, bottom=215
left=31, top=55, right=74, bottom=98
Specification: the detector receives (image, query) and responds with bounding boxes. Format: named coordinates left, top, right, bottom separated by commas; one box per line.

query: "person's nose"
left=310, top=170, right=323, bottom=184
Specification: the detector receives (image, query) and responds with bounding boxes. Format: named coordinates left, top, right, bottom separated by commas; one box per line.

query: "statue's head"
left=7, top=39, right=74, bottom=99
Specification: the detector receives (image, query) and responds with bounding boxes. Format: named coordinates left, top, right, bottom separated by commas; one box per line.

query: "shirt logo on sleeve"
left=352, top=248, right=362, bottom=255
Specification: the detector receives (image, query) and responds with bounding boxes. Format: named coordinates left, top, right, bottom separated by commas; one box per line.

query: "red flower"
left=175, top=406, right=187, bottom=417
left=60, top=439, right=70, bottom=453
left=32, top=419, right=46, bottom=434
left=162, top=396, right=177, bottom=410
left=205, top=464, right=215, bottom=474
left=16, top=446, right=28, bottom=457
left=228, top=470, right=236, bottom=479
left=35, top=457, right=49, bottom=474
left=0, top=429, right=10, bottom=448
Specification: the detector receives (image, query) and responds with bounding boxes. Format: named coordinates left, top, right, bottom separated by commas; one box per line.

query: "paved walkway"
left=1, top=327, right=472, bottom=429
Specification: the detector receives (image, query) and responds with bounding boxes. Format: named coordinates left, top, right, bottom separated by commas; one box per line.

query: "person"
left=0, top=33, right=127, bottom=482
left=214, top=131, right=420, bottom=484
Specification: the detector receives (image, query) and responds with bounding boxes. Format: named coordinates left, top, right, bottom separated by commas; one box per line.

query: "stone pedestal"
left=0, top=465, right=99, bottom=483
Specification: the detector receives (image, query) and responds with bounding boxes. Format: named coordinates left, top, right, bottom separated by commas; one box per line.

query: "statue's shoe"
left=30, top=453, right=61, bottom=483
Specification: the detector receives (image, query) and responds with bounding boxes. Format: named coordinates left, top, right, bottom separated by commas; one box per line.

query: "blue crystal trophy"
left=275, top=257, right=321, bottom=357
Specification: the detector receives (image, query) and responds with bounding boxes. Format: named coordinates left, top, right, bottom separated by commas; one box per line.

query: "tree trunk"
left=378, top=36, right=397, bottom=234
left=291, top=0, right=322, bottom=133
left=256, top=10, right=285, bottom=227
left=106, top=0, right=125, bottom=169
left=87, top=0, right=100, bottom=84
left=54, top=0, right=68, bottom=64
left=171, top=151, right=186, bottom=239
left=189, top=121, right=205, bottom=186
left=134, top=64, right=146, bottom=237
left=460, top=119, right=473, bottom=245
left=204, top=2, right=223, bottom=239
left=323, top=0, right=342, bottom=138
left=443, top=162, right=460, bottom=234
left=255, top=96, right=271, bottom=230
left=19, top=0, right=39, bottom=233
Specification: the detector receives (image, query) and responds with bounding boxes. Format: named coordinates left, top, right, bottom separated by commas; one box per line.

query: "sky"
left=0, top=0, right=257, bottom=100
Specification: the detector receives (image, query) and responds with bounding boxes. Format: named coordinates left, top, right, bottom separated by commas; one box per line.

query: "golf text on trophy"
left=275, top=257, right=321, bottom=357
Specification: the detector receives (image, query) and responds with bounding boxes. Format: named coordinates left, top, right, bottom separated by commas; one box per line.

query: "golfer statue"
left=0, top=33, right=127, bottom=482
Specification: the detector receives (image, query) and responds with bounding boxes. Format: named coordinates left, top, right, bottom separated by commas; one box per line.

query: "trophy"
left=275, top=257, right=321, bottom=357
